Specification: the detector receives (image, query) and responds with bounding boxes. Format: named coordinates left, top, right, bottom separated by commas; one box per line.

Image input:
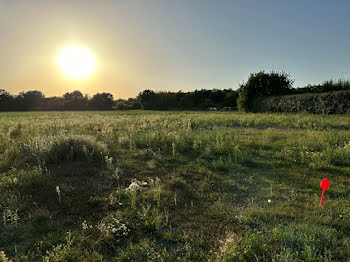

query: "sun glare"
left=58, top=46, right=96, bottom=79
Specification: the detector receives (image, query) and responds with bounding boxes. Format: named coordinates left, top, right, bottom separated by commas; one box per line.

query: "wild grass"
left=0, top=111, right=350, bottom=261
left=6, top=134, right=109, bottom=167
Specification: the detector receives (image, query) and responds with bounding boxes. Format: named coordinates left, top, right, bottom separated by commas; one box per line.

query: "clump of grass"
left=114, top=239, right=164, bottom=261
left=7, top=124, right=22, bottom=140
left=10, top=134, right=109, bottom=166
left=272, top=223, right=338, bottom=261
left=2, top=209, right=19, bottom=227
left=0, top=133, right=10, bottom=155
left=0, top=166, right=46, bottom=187
left=213, top=231, right=241, bottom=261
left=215, top=231, right=268, bottom=261
left=153, top=177, right=161, bottom=207
left=43, top=231, right=74, bottom=262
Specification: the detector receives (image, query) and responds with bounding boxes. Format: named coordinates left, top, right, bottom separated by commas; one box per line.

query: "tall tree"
left=63, top=91, right=89, bottom=110
left=20, top=90, right=45, bottom=110
left=0, top=89, right=14, bottom=111
left=137, top=90, right=156, bottom=110
left=89, top=92, right=114, bottom=110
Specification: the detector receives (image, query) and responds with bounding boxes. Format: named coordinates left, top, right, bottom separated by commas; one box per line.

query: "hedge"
left=254, top=90, right=350, bottom=114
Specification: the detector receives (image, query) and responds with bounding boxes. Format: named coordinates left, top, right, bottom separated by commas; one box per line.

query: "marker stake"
left=319, top=190, right=325, bottom=208
left=319, top=178, right=330, bottom=208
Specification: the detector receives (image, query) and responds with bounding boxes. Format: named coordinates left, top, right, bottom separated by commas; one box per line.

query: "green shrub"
left=11, top=135, right=109, bottom=166
left=256, top=90, right=350, bottom=114
left=238, top=71, right=294, bottom=112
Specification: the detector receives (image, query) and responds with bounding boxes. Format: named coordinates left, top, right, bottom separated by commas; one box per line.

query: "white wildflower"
left=96, top=216, right=130, bottom=240
left=128, top=181, right=140, bottom=191
left=127, top=178, right=147, bottom=191
left=56, top=185, right=61, bottom=204
left=82, top=220, right=93, bottom=230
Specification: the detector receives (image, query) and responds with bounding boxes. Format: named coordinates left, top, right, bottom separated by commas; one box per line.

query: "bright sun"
left=58, top=46, right=96, bottom=79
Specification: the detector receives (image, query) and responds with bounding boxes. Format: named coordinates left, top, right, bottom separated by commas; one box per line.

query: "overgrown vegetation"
left=7, top=134, right=109, bottom=166
left=256, top=90, right=350, bottom=114
left=237, top=74, right=350, bottom=114
left=0, top=111, right=350, bottom=261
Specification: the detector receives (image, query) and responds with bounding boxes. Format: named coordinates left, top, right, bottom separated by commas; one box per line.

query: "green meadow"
left=0, top=111, right=350, bottom=261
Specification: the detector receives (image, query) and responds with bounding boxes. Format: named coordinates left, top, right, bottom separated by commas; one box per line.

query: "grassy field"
left=0, top=111, right=350, bottom=261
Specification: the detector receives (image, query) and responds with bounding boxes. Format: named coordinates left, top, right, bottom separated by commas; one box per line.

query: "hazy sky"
left=1, top=1, right=350, bottom=99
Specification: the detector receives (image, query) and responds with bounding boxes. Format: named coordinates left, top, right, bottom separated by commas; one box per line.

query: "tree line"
left=0, top=90, right=114, bottom=111
left=116, top=89, right=238, bottom=110
left=1, top=72, right=349, bottom=112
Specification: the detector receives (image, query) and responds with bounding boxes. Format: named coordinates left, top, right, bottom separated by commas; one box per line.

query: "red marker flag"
left=319, top=178, right=330, bottom=208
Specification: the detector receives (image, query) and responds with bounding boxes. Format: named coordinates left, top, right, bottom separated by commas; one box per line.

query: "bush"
left=255, top=90, right=350, bottom=114
left=11, top=135, right=109, bottom=166
left=237, top=71, right=294, bottom=112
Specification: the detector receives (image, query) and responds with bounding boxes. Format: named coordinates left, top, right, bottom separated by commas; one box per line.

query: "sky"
left=1, top=0, right=350, bottom=99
